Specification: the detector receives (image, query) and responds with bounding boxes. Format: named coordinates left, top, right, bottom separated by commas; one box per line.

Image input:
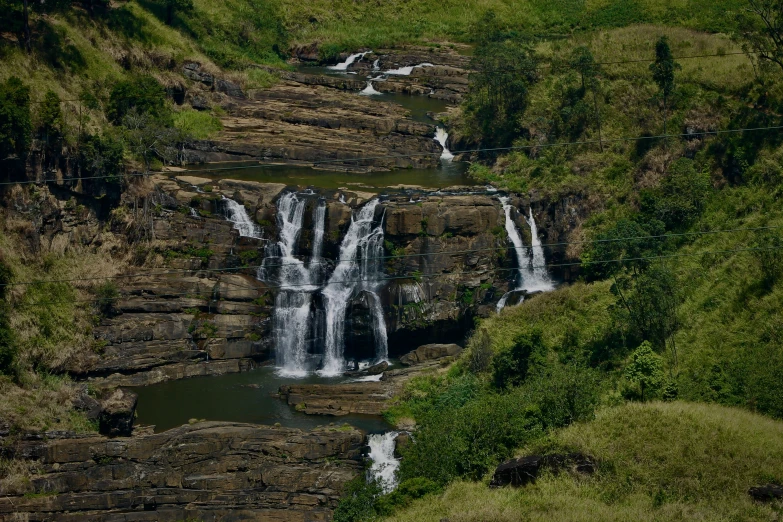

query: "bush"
left=491, top=328, right=547, bottom=389
left=640, top=158, right=712, bottom=230
left=79, top=133, right=124, bottom=179
left=108, top=76, right=169, bottom=124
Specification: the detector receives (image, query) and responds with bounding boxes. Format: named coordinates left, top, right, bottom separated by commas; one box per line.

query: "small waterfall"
left=367, top=432, right=401, bottom=494
left=384, top=63, right=434, bottom=76
left=321, top=200, right=387, bottom=376
left=189, top=207, right=199, bottom=218
left=372, top=58, right=380, bottom=71
left=525, top=208, right=554, bottom=292
left=360, top=80, right=382, bottom=96
left=268, top=193, right=318, bottom=376
left=223, top=197, right=262, bottom=239
left=329, top=51, right=372, bottom=71
left=496, top=198, right=554, bottom=312
left=310, top=201, right=326, bottom=274
left=434, top=127, right=454, bottom=161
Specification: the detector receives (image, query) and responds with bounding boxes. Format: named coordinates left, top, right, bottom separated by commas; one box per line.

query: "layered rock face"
left=0, top=422, right=364, bottom=521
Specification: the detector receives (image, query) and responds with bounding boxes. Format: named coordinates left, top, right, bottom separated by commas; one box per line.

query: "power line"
left=3, top=124, right=782, bottom=186
left=12, top=244, right=783, bottom=307
left=1, top=224, right=780, bottom=289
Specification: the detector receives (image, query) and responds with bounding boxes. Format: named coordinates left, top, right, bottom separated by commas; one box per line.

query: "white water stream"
left=329, top=51, right=372, bottom=71
left=321, top=200, right=387, bottom=376
left=496, top=197, right=554, bottom=312
left=223, top=197, right=263, bottom=239
left=434, top=127, right=454, bottom=161
left=367, top=432, right=401, bottom=493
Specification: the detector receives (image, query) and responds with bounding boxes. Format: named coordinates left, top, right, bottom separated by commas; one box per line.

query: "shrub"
left=622, top=341, right=665, bottom=401
left=0, top=76, right=32, bottom=166
left=108, top=76, right=169, bottom=124
left=640, top=158, right=712, bottom=229
left=491, top=328, right=547, bottom=389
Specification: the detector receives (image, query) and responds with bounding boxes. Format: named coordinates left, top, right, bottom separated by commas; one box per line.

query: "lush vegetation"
left=383, top=402, right=783, bottom=521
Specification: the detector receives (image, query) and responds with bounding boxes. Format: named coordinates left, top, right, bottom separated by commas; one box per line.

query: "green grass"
left=384, top=402, right=783, bottom=522
left=173, top=109, right=223, bottom=139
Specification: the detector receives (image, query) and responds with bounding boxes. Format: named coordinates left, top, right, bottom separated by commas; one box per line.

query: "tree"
left=464, top=11, right=538, bottom=149
left=491, top=328, right=546, bottom=389
left=624, top=265, right=680, bottom=364
left=738, top=0, right=783, bottom=73
left=649, top=37, right=680, bottom=138
left=0, top=76, right=32, bottom=172
left=159, top=0, right=193, bottom=25
left=38, top=90, right=64, bottom=164
left=108, top=76, right=169, bottom=124
left=80, top=132, right=125, bottom=179
left=581, top=217, right=666, bottom=280
left=624, top=341, right=665, bottom=401
left=640, top=158, right=712, bottom=229
left=569, top=46, right=603, bottom=150
left=122, top=109, right=183, bottom=172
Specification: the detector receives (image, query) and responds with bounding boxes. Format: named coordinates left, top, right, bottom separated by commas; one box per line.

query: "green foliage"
left=79, top=133, right=125, bottom=180
left=108, top=76, right=169, bottom=124
left=737, top=0, right=783, bottom=74
left=649, top=36, right=680, bottom=99
left=463, top=11, right=538, bottom=148
left=752, top=229, right=783, bottom=284
left=93, top=280, right=119, bottom=317
left=619, top=264, right=680, bottom=352
left=0, top=258, right=16, bottom=376
left=0, top=77, right=32, bottom=167
left=581, top=218, right=666, bottom=280
left=491, top=328, right=546, bottom=389
left=640, top=158, right=712, bottom=229
left=38, top=90, right=64, bottom=144
left=333, top=475, right=383, bottom=522
left=374, top=478, right=442, bottom=516
left=623, top=341, right=665, bottom=401
left=173, top=109, right=222, bottom=140
left=238, top=249, right=259, bottom=266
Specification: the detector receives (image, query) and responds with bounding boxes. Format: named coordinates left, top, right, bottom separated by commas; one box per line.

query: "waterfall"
left=434, top=127, right=454, bottom=161
left=372, top=59, right=380, bottom=71
left=329, top=51, right=372, bottom=71
left=384, top=63, right=434, bottom=76
left=321, top=200, right=387, bottom=376
left=223, top=197, right=262, bottom=239
left=268, top=193, right=318, bottom=376
left=496, top=197, right=555, bottom=312
left=367, top=432, right=401, bottom=494
left=525, top=208, right=554, bottom=292
left=189, top=207, right=199, bottom=218
left=360, top=80, right=382, bottom=96
left=310, top=201, right=326, bottom=270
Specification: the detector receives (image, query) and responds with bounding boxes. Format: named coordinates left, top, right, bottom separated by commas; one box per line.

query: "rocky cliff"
left=0, top=422, right=364, bottom=521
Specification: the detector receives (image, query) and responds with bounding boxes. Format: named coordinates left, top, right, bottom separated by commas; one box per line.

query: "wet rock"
left=98, top=388, right=137, bottom=436
left=366, top=361, right=389, bottom=375
left=400, top=343, right=462, bottom=366
left=749, top=484, right=783, bottom=502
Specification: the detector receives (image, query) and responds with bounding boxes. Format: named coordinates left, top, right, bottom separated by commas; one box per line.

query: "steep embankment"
left=384, top=402, right=783, bottom=521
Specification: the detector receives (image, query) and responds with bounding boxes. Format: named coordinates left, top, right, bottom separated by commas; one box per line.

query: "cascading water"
left=525, top=208, right=554, bottom=293
left=384, top=63, right=434, bottom=76
left=321, top=200, right=388, bottom=376
left=372, top=59, right=380, bottom=71
left=266, top=193, right=318, bottom=376
left=434, top=127, right=454, bottom=161
left=329, top=51, right=372, bottom=71
left=367, top=432, right=401, bottom=493
left=223, top=197, right=262, bottom=239
left=360, top=80, right=382, bottom=96
left=496, top=197, right=554, bottom=312
left=310, top=201, right=327, bottom=278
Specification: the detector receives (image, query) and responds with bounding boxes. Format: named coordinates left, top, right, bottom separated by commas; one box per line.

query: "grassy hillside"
left=384, top=402, right=783, bottom=522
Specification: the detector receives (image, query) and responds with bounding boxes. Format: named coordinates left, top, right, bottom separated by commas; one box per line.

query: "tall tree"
left=649, top=37, right=680, bottom=139
left=738, top=0, right=783, bottom=73
left=569, top=46, right=603, bottom=150
left=0, top=77, right=32, bottom=167
left=464, top=11, right=538, bottom=149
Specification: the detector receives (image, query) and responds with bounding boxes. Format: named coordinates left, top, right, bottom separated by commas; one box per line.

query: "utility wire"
left=1, top=224, right=780, bottom=288
left=3, top=124, right=783, bottom=186
left=13, top=245, right=783, bottom=307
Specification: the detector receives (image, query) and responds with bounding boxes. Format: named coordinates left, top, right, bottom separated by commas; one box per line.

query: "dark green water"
left=186, top=162, right=474, bottom=192
left=133, top=365, right=392, bottom=433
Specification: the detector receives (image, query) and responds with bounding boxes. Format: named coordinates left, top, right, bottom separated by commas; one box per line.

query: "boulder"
left=749, top=484, right=783, bottom=502
left=98, top=388, right=138, bottom=436
left=490, top=456, right=542, bottom=487
left=366, top=361, right=389, bottom=375
left=71, top=387, right=101, bottom=421
left=215, top=78, right=246, bottom=99
left=399, top=343, right=462, bottom=366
